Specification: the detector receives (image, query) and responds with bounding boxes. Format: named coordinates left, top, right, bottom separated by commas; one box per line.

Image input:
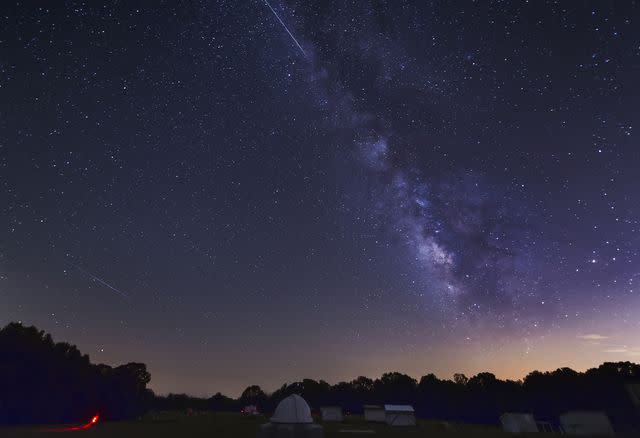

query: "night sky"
left=1, top=1, right=639, bottom=397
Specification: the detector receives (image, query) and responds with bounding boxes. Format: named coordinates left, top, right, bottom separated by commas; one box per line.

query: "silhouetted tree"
left=453, top=373, right=469, bottom=386
left=208, top=392, right=237, bottom=411
left=0, top=322, right=151, bottom=425
left=374, top=372, right=417, bottom=405
left=152, top=393, right=209, bottom=411
left=4, top=321, right=640, bottom=434
left=240, top=385, right=268, bottom=409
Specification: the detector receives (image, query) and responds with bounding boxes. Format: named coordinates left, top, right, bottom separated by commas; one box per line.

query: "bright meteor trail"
left=65, top=260, right=130, bottom=300
left=262, top=0, right=307, bottom=58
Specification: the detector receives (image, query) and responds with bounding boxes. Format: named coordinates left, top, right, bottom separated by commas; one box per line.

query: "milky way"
left=282, top=5, right=540, bottom=329
left=1, top=0, right=639, bottom=395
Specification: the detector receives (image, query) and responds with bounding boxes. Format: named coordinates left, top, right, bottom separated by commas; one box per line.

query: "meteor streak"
left=262, top=0, right=307, bottom=58
left=66, top=261, right=129, bottom=300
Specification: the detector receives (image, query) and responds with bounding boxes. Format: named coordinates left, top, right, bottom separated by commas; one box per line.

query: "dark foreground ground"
left=0, top=411, right=585, bottom=438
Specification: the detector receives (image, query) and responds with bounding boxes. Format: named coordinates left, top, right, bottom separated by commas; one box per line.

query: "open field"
left=1, top=412, right=556, bottom=438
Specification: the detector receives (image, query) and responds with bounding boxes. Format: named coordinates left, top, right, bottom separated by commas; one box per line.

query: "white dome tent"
left=271, top=394, right=313, bottom=423
left=257, top=395, right=324, bottom=438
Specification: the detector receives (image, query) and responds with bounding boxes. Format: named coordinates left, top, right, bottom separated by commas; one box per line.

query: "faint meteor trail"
left=262, top=0, right=307, bottom=58
left=65, top=260, right=130, bottom=300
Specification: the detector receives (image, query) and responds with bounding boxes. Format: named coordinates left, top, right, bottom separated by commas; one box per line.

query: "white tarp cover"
left=271, top=394, right=313, bottom=424
left=363, top=405, right=385, bottom=422
left=384, top=405, right=416, bottom=426
left=559, top=411, right=614, bottom=436
left=320, top=406, right=343, bottom=422
left=500, top=413, right=539, bottom=433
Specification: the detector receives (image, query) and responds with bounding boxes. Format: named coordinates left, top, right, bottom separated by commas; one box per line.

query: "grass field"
left=0, top=411, right=555, bottom=438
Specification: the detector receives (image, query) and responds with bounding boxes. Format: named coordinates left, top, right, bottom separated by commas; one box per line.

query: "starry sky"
left=1, top=0, right=639, bottom=397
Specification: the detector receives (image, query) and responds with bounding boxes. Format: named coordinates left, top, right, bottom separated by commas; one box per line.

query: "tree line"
left=159, top=366, right=640, bottom=433
left=1, top=322, right=639, bottom=433
left=0, top=322, right=152, bottom=425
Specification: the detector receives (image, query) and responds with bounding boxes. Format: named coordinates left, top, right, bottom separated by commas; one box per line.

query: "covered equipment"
left=500, top=413, right=539, bottom=433
left=384, top=405, right=416, bottom=426
left=559, top=411, right=614, bottom=436
left=363, top=405, right=385, bottom=422
left=320, top=406, right=343, bottom=422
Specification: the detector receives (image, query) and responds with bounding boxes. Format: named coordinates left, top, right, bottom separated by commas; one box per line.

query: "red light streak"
left=42, top=415, right=99, bottom=432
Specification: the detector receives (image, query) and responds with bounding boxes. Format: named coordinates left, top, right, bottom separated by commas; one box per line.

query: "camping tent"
left=559, top=411, right=614, bottom=436
left=257, top=395, right=324, bottom=438
left=320, top=406, right=343, bottom=422
left=384, top=405, right=416, bottom=426
left=500, top=413, right=538, bottom=433
left=363, top=405, right=385, bottom=422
